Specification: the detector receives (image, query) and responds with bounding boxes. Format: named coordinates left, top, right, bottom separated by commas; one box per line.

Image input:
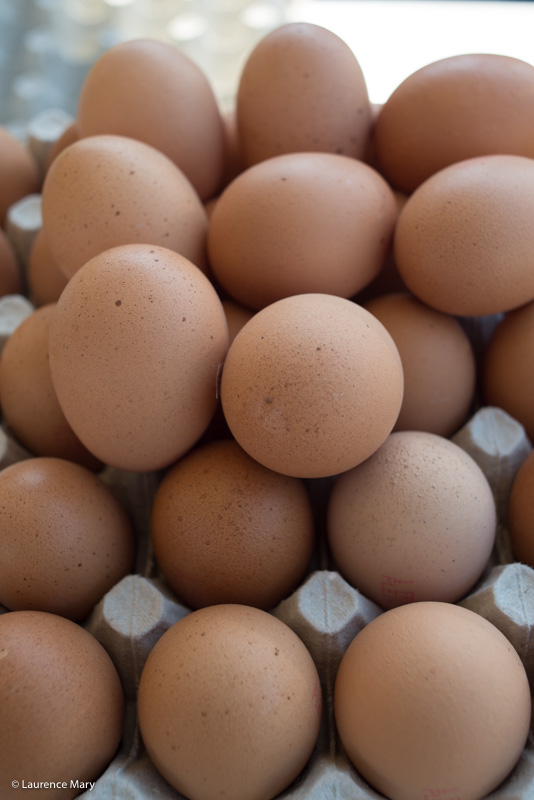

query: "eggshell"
left=0, top=457, right=134, bottom=620
left=509, top=450, right=534, bottom=568
left=48, top=244, right=229, bottom=472
left=482, top=301, right=534, bottom=444
left=394, top=155, right=534, bottom=315
left=27, top=228, right=69, bottom=306
left=220, top=293, right=403, bottom=478
left=151, top=438, right=315, bottom=610
left=327, top=431, right=496, bottom=608
left=208, top=153, right=397, bottom=309
left=236, top=22, right=371, bottom=167
left=0, top=227, right=23, bottom=298
left=137, top=604, right=322, bottom=800
left=364, top=292, right=476, bottom=437
left=0, top=126, right=41, bottom=227
left=374, top=53, right=534, bottom=193
left=41, top=134, right=209, bottom=279
left=77, top=38, right=225, bottom=201
left=0, top=610, right=124, bottom=799
left=334, top=602, right=531, bottom=800
left=0, top=304, right=102, bottom=469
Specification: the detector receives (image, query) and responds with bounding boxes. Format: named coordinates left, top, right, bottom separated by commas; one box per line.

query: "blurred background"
left=1, top=0, right=533, bottom=132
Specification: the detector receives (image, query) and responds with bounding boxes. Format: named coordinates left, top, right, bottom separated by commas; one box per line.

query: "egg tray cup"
left=0, top=404, right=527, bottom=800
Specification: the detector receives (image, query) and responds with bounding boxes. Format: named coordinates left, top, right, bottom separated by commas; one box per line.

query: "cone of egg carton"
left=2, top=121, right=534, bottom=800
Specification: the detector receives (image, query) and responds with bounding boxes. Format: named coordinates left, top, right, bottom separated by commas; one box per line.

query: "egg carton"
left=3, top=128, right=534, bottom=800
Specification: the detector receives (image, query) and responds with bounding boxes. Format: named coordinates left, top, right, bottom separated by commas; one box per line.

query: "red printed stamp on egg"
left=380, top=574, right=415, bottom=605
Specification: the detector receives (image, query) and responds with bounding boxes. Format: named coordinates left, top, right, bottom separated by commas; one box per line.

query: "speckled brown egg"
left=0, top=610, right=124, bottom=799
left=48, top=244, right=229, bottom=472
left=327, top=431, right=496, bottom=608
left=151, top=438, right=315, bottom=610
left=0, top=457, right=134, bottom=620
left=482, top=300, right=534, bottom=442
left=27, top=228, right=69, bottom=306
left=237, top=22, right=371, bottom=167
left=374, top=53, right=534, bottom=194
left=138, top=604, right=322, bottom=800
left=41, top=134, right=208, bottom=279
left=334, top=602, right=531, bottom=800
left=364, top=292, right=476, bottom=437
left=208, top=153, right=397, bottom=309
left=0, top=304, right=101, bottom=469
left=394, top=155, right=534, bottom=315
left=509, top=450, right=534, bottom=568
left=220, top=293, right=403, bottom=478
left=77, top=38, right=225, bottom=201
left=0, top=226, right=23, bottom=297
left=0, top=125, right=41, bottom=226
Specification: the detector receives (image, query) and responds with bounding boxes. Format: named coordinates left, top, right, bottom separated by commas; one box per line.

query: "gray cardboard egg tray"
left=2, top=120, right=534, bottom=800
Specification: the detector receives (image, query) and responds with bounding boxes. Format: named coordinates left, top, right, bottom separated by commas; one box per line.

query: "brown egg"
left=77, top=38, right=225, bottom=201
left=334, top=602, right=531, bottom=800
left=0, top=226, right=23, bottom=297
left=509, top=451, right=534, bottom=567
left=0, top=610, right=124, bottom=799
left=27, top=228, right=69, bottom=306
left=0, top=457, right=134, bottom=620
left=0, top=304, right=102, bottom=469
left=482, top=300, right=534, bottom=442
left=364, top=292, right=476, bottom=437
left=208, top=153, right=397, bottom=309
left=237, top=22, right=371, bottom=167
left=394, top=155, right=534, bottom=315
left=138, top=604, right=322, bottom=800
left=41, top=134, right=208, bottom=279
left=375, top=53, right=534, bottom=194
left=151, top=439, right=315, bottom=610
left=220, top=293, right=403, bottom=478
left=48, top=244, right=229, bottom=472
left=0, top=126, right=41, bottom=226
left=327, top=431, right=496, bottom=609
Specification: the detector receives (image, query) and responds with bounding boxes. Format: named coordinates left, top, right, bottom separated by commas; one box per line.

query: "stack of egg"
left=0, top=20, right=533, bottom=800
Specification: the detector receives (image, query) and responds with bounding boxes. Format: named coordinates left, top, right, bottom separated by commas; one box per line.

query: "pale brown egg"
left=0, top=226, right=23, bottom=297
left=0, top=126, right=41, bottom=227
left=374, top=53, right=534, bottom=194
left=482, top=300, right=534, bottom=442
left=26, top=228, right=69, bottom=306
left=0, top=304, right=102, bottom=469
left=77, top=38, right=225, bottom=201
left=509, top=451, right=534, bottom=567
left=327, top=431, right=496, bottom=608
left=208, top=153, right=397, bottom=309
left=151, top=439, right=315, bottom=610
left=237, top=22, right=371, bottom=167
left=334, top=602, right=531, bottom=800
left=138, top=604, right=322, bottom=800
left=48, top=244, right=229, bottom=472
left=220, top=293, right=403, bottom=478
left=0, top=457, right=134, bottom=620
left=0, top=610, right=124, bottom=799
left=394, top=155, right=534, bottom=315
left=41, top=134, right=209, bottom=279
left=364, top=292, right=476, bottom=437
